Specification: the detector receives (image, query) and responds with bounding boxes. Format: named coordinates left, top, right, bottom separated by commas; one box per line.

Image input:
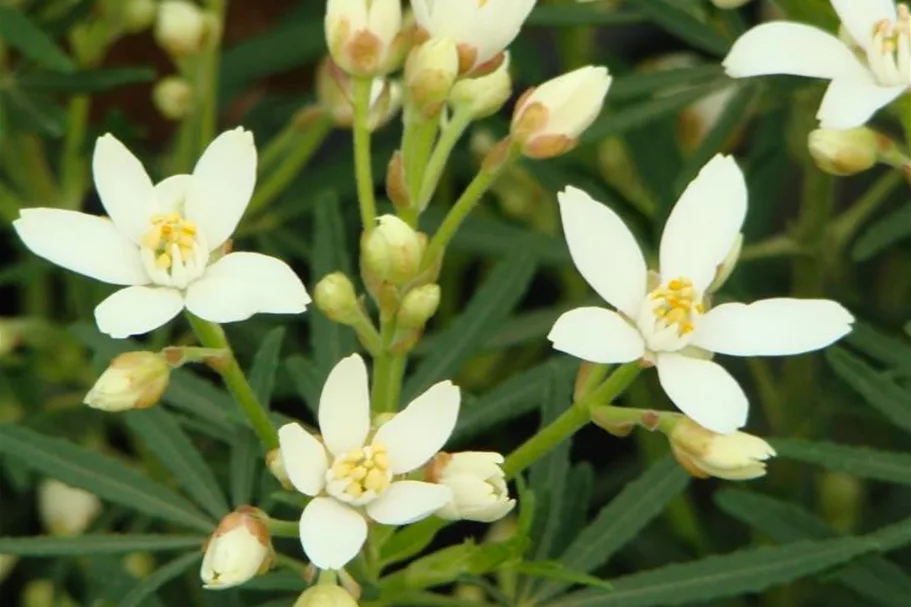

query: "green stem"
left=248, top=115, right=333, bottom=213
left=186, top=313, right=278, bottom=449
left=350, top=309, right=384, bottom=357
left=371, top=319, right=405, bottom=413
left=739, top=235, right=804, bottom=262
left=353, top=77, right=378, bottom=229
left=197, top=0, right=226, bottom=151
left=503, top=363, right=641, bottom=479
left=591, top=403, right=678, bottom=435
left=59, top=96, right=90, bottom=209
left=829, top=169, right=903, bottom=250
left=416, top=105, right=474, bottom=212
left=265, top=518, right=300, bottom=538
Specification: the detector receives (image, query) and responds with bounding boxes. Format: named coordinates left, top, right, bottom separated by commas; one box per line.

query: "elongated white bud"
left=670, top=417, right=776, bottom=481
left=84, top=351, right=170, bottom=412
left=427, top=452, right=515, bottom=522
left=201, top=507, right=273, bottom=590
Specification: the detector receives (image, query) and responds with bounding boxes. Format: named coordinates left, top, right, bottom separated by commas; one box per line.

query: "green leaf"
left=825, top=347, right=911, bottom=433
left=0, top=5, right=74, bottom=72
left=250, top=327, right=286, bottom=408
left=3, top=89, right=67, bottom=137
left=536, top=457, right=689, bottom=602
left=0, top=534, right=203, bottom=556
left=285, top=355, right=323, bottom=417
left=773, top=439, right=911, bottom=485
left=852, top=204, right=911, bottom=261
left=526, top=4, right=643, bottom=26
left=514, top=561, right=612, bottom=591
left=716, top=490, right=911, bottom=607
left=380, top=518, right=448, bottom=567
left=773, top=0, right=839, bottom=29
left=118, top=551, right=202, bottom=607
left=0, top=425, right=213, bottom=533
left=845, top=321, right=911, bottom=373
left=310, top=192, right=357, bottom=375
left=609, top=65, right=724, bottom=102
left=18, top=68, right=155, bottom=93
left=553, top=536, right=879, bottom=607
left=636, top=0, right=730, bottom=55
left=403, top=251, right=537, bottom=401
left=124, top=407, right=230, bottom=521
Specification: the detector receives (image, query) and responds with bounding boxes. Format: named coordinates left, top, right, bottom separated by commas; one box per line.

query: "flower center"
left=867, top=4, right=911, bottom=87
left=141, top=212, right=208, bottom=289
left=325, top=443, right=392, bottom=506
left=637, top=277, right=705, bottom=353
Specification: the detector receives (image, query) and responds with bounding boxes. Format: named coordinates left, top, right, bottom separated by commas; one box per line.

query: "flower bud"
left=38, top=480, right=101, bottom=536
left=397, top=284, right=441, bottom=329
left=325, top=0, right=404, bottom=77
left=153, top=76, right=194, bottom=120
left=808, top=127, right=879, bottom=176
left=84, top=351, right=170, bottom=412
left=405, top=37, right=459, bottom=117
left=669, top=417, right=776, bottom=481
left=710, top=0, right=752, bottom=8
left=123, top=0, right=157, bottom=32
left=294, top=584, right=359, bottom=607
left=427, top=452, right=515, bottom=523
left=449, top=53, right=512, bottom=119
left=314, top=272, right=361, bottom=325
left=316, top=59, right=402, bottom=130
left=155, top=0, right=212, bottom=58
left=707, top=233, right=742, bottom=294
left=201, top=507, right=273, bottom=590
left=361, top=215, right=423, bottom=286
left=511, top=66, right=612, bottom=159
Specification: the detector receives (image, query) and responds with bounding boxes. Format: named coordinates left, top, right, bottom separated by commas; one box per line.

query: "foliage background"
left=0, top=0, right=909, bottom=606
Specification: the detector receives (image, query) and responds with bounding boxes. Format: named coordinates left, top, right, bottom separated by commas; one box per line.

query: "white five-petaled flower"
left=13, top=128, right=311, bottom=339
left=548, top=154, right=854, bottom=434
left=411, top=0, right=536, bottom=75
left=278, top=354, right=460, bottom=570
left=723, top=0, right=910, bottom=129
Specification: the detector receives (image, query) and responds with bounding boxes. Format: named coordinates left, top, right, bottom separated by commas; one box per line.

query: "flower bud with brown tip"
left=670, top=417, right=776, bottom=481
left=405, top=37, right=459, bottom=117
left=201, top=507, right=274, bottom=590
left=84, top=351, right=170, bottom=412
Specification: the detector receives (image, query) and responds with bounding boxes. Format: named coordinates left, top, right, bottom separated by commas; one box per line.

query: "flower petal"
left=154, top=174, right=193, bottom=214
left=817, top=80, right=907, bottom=130
left=319, top=354, right=371, bottom=457
left=185, top=128, right=257, bottom=250
left=693, top=299, right=854, bottom=356
left=548, top=307, right=645, bottom=363
left=13, top=209, right=147, bottom=286
left=659, top=155, right=747, bottom=292
left=656, top=352, right=748, bottom=434
left=92, top=134, right=156, bottom=244
left=374, top=380, right=460, bottom=474
left=831, top=0, right=897, bottom=51
left=94, top=286, right=184, bottom=338
left=184, top=275, right=257, bottom=324
left=277, top=423, right=328, bottom=496
left=723, top=22, right=872, bottom=81
left=365, top=480, right=452, bottom=525
left=299, top=497, right=366, bottom=570
left=201, top=252, right=310, bottom=314
left=557, top=186, right=647, bottom=317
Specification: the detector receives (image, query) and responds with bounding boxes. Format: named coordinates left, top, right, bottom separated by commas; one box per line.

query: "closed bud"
left=511, top=66, right=612, bottom=159
left=314, top=273, right=361, bottom=325
left=405, top=37, right=459, bottom=117
left=710, top=0, right=753, bottom=8
left=362, top=215, right=423, bottom=286
left=317, top=59, right=402, bottom=130
left=153, top=76, right=194, bottom=120
left=155, top=0, right=213, bottom=58
left=427, top=452, right=515, bottom=523
left=201, top=507, right=273, bottom=590
left=84, top=351, right=170, bottom=412
left=38, top=480, right=101, bottom=536
left=707, top=233, right=742, bottom=294
left=397, top=284, right=441, bottom=328
left=123, top=0, right=157, bottom=32
left=325, top=0, right=404, bottom=77
left=808, top=127, right=880, bottom=176
left=294, top=584, right=359, bottom=607
left=670, top=417, right=776, bottom=481
left=450, top=53, right=512, bottom=119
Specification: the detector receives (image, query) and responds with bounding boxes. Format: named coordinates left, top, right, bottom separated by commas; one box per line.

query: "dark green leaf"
left=18, top=68, right=155, bottom=93
left=285, top=355, right=323, bottom=417
left=773, top=439, right=911, bottom=485
left=118, top=552, right=202, bottom=607
left=514, top=561, right=612, bottom=591
left=852, top=204, right=911, bottom=261
left=0, top=534, right=204, bottom=556
left=526, top=4, right=643, bottom=26
left=249, top=327, right=286, bottom=408
left=610, top=65, right=724, bottom=102
left=825, top=347, right=911, bottom=433
left=0, top=5, right=74, bottom=72
left=3, top=89, right=66, bottom=137
left=845, top=321, right=911, bottom=373
left=636, top=0, right=730, bottom=55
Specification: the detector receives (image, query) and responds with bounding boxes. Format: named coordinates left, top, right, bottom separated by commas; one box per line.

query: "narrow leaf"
left=0, top=425, right=213, bottom=533
left=118, top=551, right=202, bottom=607
left=0, top=5, right=74, bottom=72
left=514, top=561, right=612, bottom=590
left=285, top=355, right=322, bottom=417
left=0, top=534, right=204, bottom=556
left=636, top=0, right=730, bottom=55
left=845, top=321, right=911, bottom=374
left=773, top=439, right=911, bottom=486
left=825, top=347, right=911, bottom=433
left=18, top=67, right=155, bottom=93
left=609, top=65, right=723, bottom=101
left=852, top=205, right=911, bottom=261
left=526, top=4, right=643, bottom=26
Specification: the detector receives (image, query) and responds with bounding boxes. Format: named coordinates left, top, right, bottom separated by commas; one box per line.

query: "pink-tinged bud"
left=669, top=417, right=776, bottom=481
left=201, top=507, right=273, bottom=590
left=325, top=0, right=404, bottom=77
left=511, top=66, right=612, bottom=159
left=84, top=351, right=170, bottom=412
left=426, top=452, right=515, bottom=523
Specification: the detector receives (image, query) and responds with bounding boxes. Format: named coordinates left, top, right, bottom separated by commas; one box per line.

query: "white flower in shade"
left=278, top=354, right=459, bottom=570
left=429, top=452, right=515, bottom=523
left=723, top=0, right=910, bottom=129
left=511, top=66, right=612, bottom=159
left=200, top=507, right=273, bottom=590
left=13, top=128, right=310, bottom=338
left=38, top=480, right=102, bottom=536
left=670, top=417, right=776, bottom=480
left=411, top=0, right=536, bottom=75
left=547, top=154, right=855, bottom=434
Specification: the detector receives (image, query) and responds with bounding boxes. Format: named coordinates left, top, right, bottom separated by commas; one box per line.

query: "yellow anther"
left=155, top=253, right=171, bottom=269
left=347, top=448, right=365, bottom=461
left=363, top=459, right=375, bottom=469
left=332, top=461, right=353, bottom=477
left=350, top=466, right=368, bottom=481
left=345, top=483, right=364, bottom=498
left=364, top=469, right=388, bottom=492
left=668, top=279, right=682, bottom=290
left=374, top=452, right=389, bottom=469
left=664, top=307, right=686, bottom=325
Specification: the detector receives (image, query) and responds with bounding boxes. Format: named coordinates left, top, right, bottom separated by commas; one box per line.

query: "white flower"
left=547, top=154, right=854, bottom=434
left=511, top=66, right=612, bottom=159
left=411, top=0, right=536, bottom=74
left=325, top=0, right=403, bottom=76
left=430, top=452, right=515, bottom=523
left=278, top=354, right=459, bottom=570
left=38, top=480, right=102, bottom=536
left=670, top=417, right=776, bottom=480
left=201, top=507, right=272, bottom=590
left=723, top=0, right=910, bottom=129
left=13, top=128, right=310, bottom=338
